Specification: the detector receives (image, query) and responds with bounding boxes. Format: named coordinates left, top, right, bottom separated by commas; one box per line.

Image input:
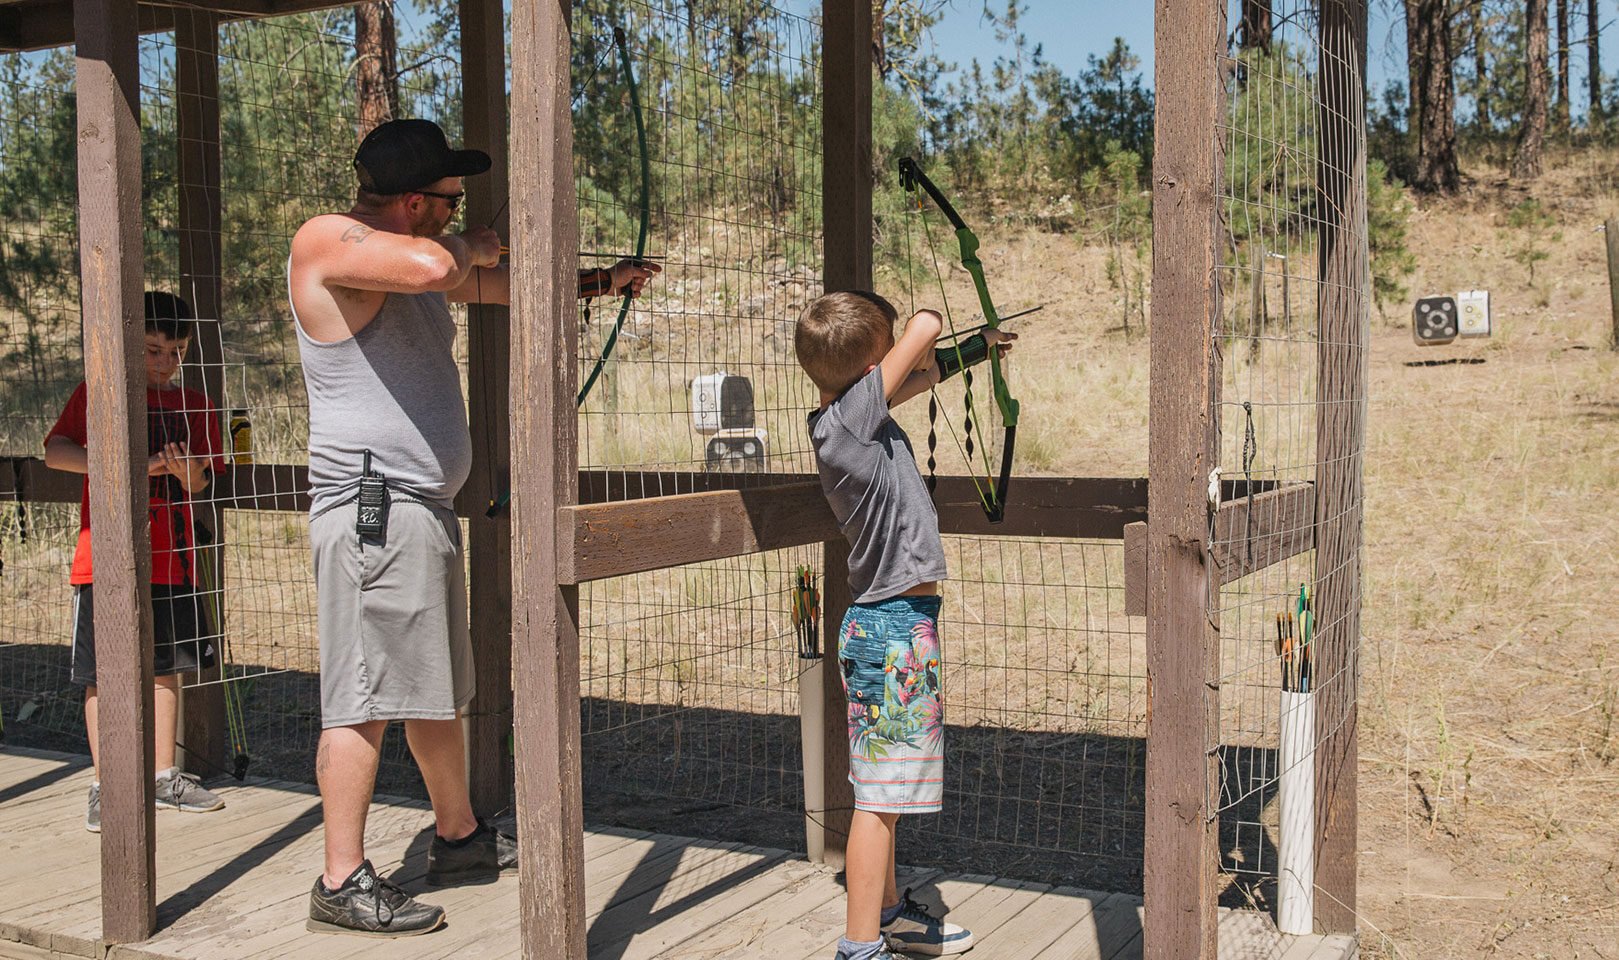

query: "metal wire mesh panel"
left=0, top=49, right=83, bottom=746
left=1212, top=0, right=1366, bottom=925
left=921, top=536, right=1146, bottom=888
left=1, top=8, right=467, bottom=796
left=571, top=0, right=829, bottom=840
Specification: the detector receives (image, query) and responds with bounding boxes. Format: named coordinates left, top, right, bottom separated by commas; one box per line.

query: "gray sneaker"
left=85, top=782, right=100, bottom=833
left=835, top=944, right=900, bottom=960
left=155, top=767, right=226, bottom=813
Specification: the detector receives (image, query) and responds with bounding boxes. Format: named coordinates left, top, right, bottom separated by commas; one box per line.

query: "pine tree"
left=1514, top=0, right=1550, bottom=179
left=1408, top=0, right=1459, bottom=193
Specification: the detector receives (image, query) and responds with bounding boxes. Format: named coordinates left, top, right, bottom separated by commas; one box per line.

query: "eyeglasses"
left=415, top=189, right=464, bottom=211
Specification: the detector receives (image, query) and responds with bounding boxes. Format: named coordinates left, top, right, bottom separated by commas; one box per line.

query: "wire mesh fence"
left=0, top=0, right=1364, bottom=916
left=1212, top=0, right=1366, bottom=926
left=0, top=5, right=466, bottom=794
left=571, top=0, right=830, bottom=850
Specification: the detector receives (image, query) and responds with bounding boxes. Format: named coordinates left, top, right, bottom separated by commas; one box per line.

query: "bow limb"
left=578, top=25, right=651, bottom=408
left=899, top=157, right=1020, bottom=522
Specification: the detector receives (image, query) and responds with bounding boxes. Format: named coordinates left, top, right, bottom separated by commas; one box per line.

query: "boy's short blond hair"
left=795, top=290, right=898, bottom=394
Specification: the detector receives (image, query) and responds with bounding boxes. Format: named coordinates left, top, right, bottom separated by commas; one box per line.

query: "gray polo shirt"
left=808, top=367, right=948, bottom=603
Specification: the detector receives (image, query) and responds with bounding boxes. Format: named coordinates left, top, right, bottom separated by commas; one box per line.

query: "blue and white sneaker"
left=882, top=889, right=974, bottom=955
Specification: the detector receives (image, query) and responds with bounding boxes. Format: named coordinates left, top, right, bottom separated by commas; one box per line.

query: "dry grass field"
left=1348, top=149, right=1619, bottom=959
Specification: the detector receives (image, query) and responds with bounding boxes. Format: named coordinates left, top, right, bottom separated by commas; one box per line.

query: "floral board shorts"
left=838, top=595, right=945, bottom=814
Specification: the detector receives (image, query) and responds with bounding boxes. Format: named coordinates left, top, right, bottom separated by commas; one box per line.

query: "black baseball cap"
left=354, top=119, right=492, bottom=195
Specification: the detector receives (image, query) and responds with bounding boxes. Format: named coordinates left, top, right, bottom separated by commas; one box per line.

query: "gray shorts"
left=310, top=497, right=474, bottom=728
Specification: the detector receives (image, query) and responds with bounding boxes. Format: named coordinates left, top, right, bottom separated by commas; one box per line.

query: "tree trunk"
left=1515, top=0, right=1550, bottom=180
left=1239, top=0, right=1272, bottom=52
left=1589, top=0, right=1602, bottom=127
left=355, top=1, right=399, bottom=139
left=1473, top=4, right=1491, bottom=129
left=1410, top=0, right=1459, bottom=193
left=1555, top=0, right=1570, bottom=130
left=1405, top=0, right=1423, bottom=136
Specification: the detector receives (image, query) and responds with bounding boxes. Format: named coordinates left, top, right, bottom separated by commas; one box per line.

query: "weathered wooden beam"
left=3, top=456, right=83, bottom=502
left=510, top=0, right=586, bottom=957
left=459, top=0, right=514, bottom=818
left=1124, top=482, right=1316, bottom=616
left=1145, top=1, right=1227, bottom=957
left=1315, top=0, right=1370, bottom=935
left=174, top=6, right=229, bottom=780
left=75, top=0, right=156, bottom=941
left=558, top=482, right=838, bottom=585
left=0, top=0, right=361, bottom=53
left=556, top=475, right=1154, bottom=586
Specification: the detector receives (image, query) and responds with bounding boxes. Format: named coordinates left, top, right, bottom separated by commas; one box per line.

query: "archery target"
left=1413, top=295, right=1458, bottom=346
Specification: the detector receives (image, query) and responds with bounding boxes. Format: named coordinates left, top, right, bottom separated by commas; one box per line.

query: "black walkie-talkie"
left=356, top=450, right=388, bottom=540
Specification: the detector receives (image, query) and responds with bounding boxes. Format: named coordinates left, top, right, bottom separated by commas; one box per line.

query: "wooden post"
left=511, top=1, right=586, bottom=958
left=175, top=7, right=228, bottom=780
left=1314, top=0, right=1369, bottom=934
left=822, top=0, right=872, bottom=290
left=459, top=0, right=515, bottom=818
left=75, top=0, right=157, bottom=941
left=812, top=0, right=871, bottom=869
left=813, top=542, right=855, bottom=867
left=1605, top=217, right=1619, bottom=350
left=1145, top=2, right=1226, bottom=958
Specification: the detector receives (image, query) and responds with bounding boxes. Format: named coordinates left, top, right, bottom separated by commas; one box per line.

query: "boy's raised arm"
left=880, top=309, right=943, bottom=405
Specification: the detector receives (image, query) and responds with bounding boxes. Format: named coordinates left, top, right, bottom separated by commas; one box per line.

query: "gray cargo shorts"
left=310, top=497, right=474, bottom=728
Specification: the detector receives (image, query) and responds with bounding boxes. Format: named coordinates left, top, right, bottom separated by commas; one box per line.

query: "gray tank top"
left=291, top=268, right=471, bottom=515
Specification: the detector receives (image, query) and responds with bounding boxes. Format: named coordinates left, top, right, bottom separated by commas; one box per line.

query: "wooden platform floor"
left=0, top=748, right=1355, bottom=960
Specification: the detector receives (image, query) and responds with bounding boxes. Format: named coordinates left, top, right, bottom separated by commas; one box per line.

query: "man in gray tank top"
left=289, top=119, right=655, bottom=936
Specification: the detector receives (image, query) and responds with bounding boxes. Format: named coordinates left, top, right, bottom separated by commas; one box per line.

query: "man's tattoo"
left=339, top=224, right=375, bottom=244
left=316, top=739, right=331, bottom=781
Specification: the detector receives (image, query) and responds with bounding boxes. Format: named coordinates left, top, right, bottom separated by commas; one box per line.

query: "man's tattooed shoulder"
left=339, top=223, right=375, bottom=244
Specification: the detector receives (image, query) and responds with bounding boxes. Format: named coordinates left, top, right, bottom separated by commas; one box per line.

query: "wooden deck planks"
left=586, top=845, right=795, bottom=959
left=1029, top=891, right=1144, bottom=960
left=0, top=752, right=1356, bottom=960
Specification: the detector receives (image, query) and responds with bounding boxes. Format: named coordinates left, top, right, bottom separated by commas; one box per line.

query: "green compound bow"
left=898, top=156, right=1020, bottom=523
left=576, top=25, right=650, bottom=409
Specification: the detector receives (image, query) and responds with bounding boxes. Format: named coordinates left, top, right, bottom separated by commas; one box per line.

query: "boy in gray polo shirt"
left=796, top=290, right=1013, bottom=959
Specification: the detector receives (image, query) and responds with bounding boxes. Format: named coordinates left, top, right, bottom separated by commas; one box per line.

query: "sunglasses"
left=415, top=189, right=465, bottom=211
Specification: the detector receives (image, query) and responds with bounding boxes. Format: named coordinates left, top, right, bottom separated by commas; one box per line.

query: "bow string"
left=898, top=156, right=1019, bottom=523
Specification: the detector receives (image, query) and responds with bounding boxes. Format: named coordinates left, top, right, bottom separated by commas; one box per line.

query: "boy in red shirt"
left=44, top=291, right=231, bottom=831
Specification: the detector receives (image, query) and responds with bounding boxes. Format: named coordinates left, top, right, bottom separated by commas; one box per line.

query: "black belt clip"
left=355, top=450, right=389, bottom=542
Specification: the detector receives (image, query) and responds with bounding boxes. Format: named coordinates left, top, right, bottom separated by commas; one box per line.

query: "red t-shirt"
left=45, top=383, right=228, bottom=586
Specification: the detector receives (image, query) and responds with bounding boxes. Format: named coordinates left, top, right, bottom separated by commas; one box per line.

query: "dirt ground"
left=1348, top=147, right=1619, bottom=959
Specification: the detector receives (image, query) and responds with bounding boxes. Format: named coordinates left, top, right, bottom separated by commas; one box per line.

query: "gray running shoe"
left=835, top=944, right=900, bottom=960
left=307, top=860, right=446, bottom=937
left=882, top=888, right=974, bottom=955
left=425, top=818, right=518, bottom=886
left=85, top=782, right=100, bottom=833
left=154, top=767, right=225, bottom=813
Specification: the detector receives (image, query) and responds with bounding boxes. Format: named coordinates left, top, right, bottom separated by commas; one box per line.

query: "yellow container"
left=229, top=410, right=253, bottom=465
